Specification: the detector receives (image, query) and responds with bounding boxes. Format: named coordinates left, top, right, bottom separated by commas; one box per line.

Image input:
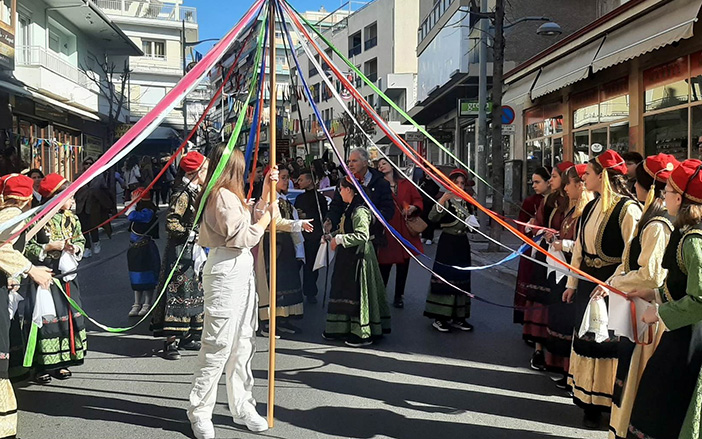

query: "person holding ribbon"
left=0, top=173, right=53, bottom=437
left=376, top=157, right=423, bottom=309
left=323, top=175, right=391, bottom=347
left=527, top=162, right=572, bottom=371
left=423, top=169, right=475, bottom=333
left=624, top=159, right=702, bottom=439
left=590, top=154, right=677, bottom=439
left=151, top=151, right=209, bottom=361
left=562, top=150, right=641, bottom=428
left=23, top=173, right=88, bottom=384
left=188, top=146, right=278, bottom=437
left=125, top=187, right=160, bottom=318
left=544, top=163, right=592, bottom=387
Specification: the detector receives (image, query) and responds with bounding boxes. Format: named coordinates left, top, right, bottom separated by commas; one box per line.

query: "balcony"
left=348, top=44, right=362, bottom=58
left=16, top=46, right=92, bottom=89
left=364, top=37, right=377, bottom=51
left=95, top=0, right=197, bottom=24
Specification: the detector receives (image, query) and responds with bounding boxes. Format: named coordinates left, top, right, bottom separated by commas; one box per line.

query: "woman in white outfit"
left=188, top=145, right=278, bottom=439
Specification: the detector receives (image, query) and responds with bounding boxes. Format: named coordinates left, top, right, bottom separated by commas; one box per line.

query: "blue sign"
left=501, top=106, right=515, bottom=125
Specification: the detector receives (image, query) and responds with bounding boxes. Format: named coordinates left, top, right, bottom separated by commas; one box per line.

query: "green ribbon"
left=20, top=11, right=269, bottom=365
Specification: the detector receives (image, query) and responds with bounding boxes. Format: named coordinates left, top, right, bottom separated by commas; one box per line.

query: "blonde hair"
left=202, top=144, right=247, bottom=207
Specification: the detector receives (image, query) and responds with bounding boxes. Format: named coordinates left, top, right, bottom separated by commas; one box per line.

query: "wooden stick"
left=267, top=0, right=277, bottom=429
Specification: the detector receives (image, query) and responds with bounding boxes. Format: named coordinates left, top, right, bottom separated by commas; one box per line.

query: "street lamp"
left=537, top=22, right=563, bottom=37
left=181, top=19, right=220, bottom=145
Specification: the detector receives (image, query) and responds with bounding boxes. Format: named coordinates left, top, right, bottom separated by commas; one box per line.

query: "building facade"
left=503, top=0, right=702, bottom=200
left=0, top=0, right=140, bottom=179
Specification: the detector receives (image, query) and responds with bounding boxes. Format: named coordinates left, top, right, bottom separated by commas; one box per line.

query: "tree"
left=340, top=108, right=376, bottom=160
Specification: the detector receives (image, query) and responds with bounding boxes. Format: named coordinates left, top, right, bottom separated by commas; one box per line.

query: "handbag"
left=394, top=198, right=427, bottom=236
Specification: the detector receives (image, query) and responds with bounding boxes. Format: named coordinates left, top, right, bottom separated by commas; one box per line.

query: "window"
left=644, top=57, right=688, bottom=112
left=310, top=54, right=319, bottom=77
left=142, top=40, right=165, bottom=59
left=312, top=83, right=320, bottom=103
left=525, top=104, right=563, bottom=175
left=364, top=22, right=377, bottom=51
left=364, top=58, right=377, bottom=83
left=348, top=31, right=362, bottom=57
left=645, top=108, right=688, bottom=160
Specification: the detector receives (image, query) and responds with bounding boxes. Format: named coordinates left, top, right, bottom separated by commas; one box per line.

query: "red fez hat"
left=0, top=174, right=33, bottom=201
left=131, top=187, right=150, bottom=201
left=449, top=169, right=469, bottom=180
left=643, top=153, right=679, bottom=183
left=38, top=173, right=67, bottom=199
left=669, top=159, right=702, bottom=203
left=595, top=150, right=627, bottom=175
left=574, top=164, right=587, bottom=178
left=556, top=161, right=575, bottom=174
left=179, top=152, right=206, bottom=174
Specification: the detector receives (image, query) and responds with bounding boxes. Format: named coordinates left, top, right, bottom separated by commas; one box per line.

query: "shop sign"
left=601, top=77, right=629, bottom=101
left=643, top=57, right=688, bottom=89
left=35, top=102, right=68, bottom=125
left=458, top=99, right=492, bottom=116
left=0, top=0, right=15, bottom=70
left=571, top=88, right=599, bottom=109
left=83, top=134, right=103, bottom=158
left=691, top=51, right=702, bottom=77
left=428, top=130, right=454, bottom=143
left=115, top=124, right=133, bottom=139
left=404, top=131, right=424, bottom=142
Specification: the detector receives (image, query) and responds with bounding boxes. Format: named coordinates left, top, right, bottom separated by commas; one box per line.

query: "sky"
left=186, top=1, right=355, bottom=49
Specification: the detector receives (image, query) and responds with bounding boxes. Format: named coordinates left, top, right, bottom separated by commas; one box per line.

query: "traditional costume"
left=514, top=192, right=545, bottom=324
left=423, top=169, right=474, bottom=330
left=627, top=159, right=702, bottom=439
left=151, top=152, right=206, bottom=344
left=126, top=187, right=160, bottom=316
left=0, top=174, right=35, bottom=437
left=607, top=154, right=677, bottom=439
left=23, top=174, right=87, bottom=374
left=567, top=151, right=641, bottom=418
left=324, top=196, right=391, bottom=344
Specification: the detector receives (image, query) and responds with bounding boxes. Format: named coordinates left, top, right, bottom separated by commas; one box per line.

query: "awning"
left=29, top=90, right=101, bottom=121
left=531, top=37, right=604, bottom=100
left=0, top=80, right=32, bottom=98
left=592, top=0, right=702, bottom=73
left=502, top=70, right=539, bottom=105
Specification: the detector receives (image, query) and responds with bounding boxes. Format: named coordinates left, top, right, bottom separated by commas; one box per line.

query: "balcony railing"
left=95, top=0, right=198, bottom=24
left=15, top=46, right=92, bottom=89
left=348, top=44, right=362, bottom=58
left=364, top=37, right=377, bottom=51
left=418, top=0, right=456, bottom=44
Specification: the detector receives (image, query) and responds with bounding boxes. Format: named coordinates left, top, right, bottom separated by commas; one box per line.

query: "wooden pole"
left=267, top=0, right=277, bottom=429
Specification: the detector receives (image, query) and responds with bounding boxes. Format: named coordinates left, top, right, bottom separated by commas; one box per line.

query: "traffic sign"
left=501, top=124, right=516, bottom=135
left=501, top=105, right=515, bottom=125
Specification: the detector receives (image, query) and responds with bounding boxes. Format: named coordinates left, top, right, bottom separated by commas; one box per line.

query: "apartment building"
left=0, top=0, right=141, bottom=178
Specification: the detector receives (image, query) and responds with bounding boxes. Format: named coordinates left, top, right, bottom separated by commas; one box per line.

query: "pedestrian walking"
left=24, top=173, right=88, bottom=383
left=0, top=173, right=53, bottom=438
left=563, top=150, right=641, bottom=428
left=322, top=176, right=391, bottom=347
left=126, top=187, right=160, bottom=318
left=124, top=156, right=141, bottom=201
left=423, top=169, right=475, bottom=333
left=544, top=164, right=591, bottom=388
left=75, top=157, right=113, bottom=258
left=599, top=154, right=677, bottom=439
left=295, top=171, right=327, bottom=304
left=187, top=146, right=277, bottom=437
left=513, top=166, right=551, bottom=325
left=376, top=157, right=423, bottom=309
left=625, top=159, right=702, bottom=439
left=150, top=151, right=208, bottom=360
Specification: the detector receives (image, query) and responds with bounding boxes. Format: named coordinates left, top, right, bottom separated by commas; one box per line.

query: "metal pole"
left=476, top=0, right=488, bottom=227
left=488, top=0, right=505, bottom=251
left=182, top=20, right=188, bottom=146
left=267, top=0, right=277, bottom=429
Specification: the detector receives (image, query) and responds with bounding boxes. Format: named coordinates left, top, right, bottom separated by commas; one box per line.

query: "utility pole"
left=488, top=0, right=505, bottom=251
left=182, top=19, right=188, bottom=146
left=476, top=0, right=489, bottom=228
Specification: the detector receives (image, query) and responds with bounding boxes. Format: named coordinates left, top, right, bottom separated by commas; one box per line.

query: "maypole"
left=267, top=0, right=278, bottom=428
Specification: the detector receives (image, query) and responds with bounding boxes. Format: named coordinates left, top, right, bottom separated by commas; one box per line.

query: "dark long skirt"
left=424, top=232, right=471, bottom=320
left=151, top=239, right=204, bottom=338
left=127, top=238, right=160, bottom=291
left=627, top=323, right=702, bottom=439
left=567, top=260, right=619, bottom=412
left=23, top=280, right=87, bottom=372
left=522, top=240, right=550, bottom=344
left=545, top=272, right=575, bottom=374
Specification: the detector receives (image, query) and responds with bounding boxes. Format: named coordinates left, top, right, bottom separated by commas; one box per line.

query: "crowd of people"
left=514, top=149, right=702, bottom=438
left=0, top=141, right=698, bottom=439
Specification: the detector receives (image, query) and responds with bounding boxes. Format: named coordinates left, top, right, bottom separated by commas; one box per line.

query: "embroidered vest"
left=625, top=214, right=674, bottom=272
left=661, top=224, right=702, bottom=303
left=580, top=196, right=639, bottom=265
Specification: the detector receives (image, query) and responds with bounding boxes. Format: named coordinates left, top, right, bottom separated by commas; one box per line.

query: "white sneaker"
left=232, top=406, right=268, bottom=432
left=93, top=242, right=101, bottom=255
left=128, top=304, right=140, bottom=317
left=190, top=419, right=215, bottom=439
left=138, top=303, right=151, bottom=316
left=425, top=239, right=432, bottom=245
left=83, top=248, right=92, bottom=258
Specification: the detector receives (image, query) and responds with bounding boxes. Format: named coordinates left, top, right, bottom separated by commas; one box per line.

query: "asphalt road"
left=15, top=218, right=607, bottom=439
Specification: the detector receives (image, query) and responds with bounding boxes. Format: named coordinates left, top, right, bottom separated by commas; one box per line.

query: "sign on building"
left=405, top=132, right=425, bottom=142
left=0, top=0, right=15, bottom=70
left=458, top=99, right=492, bottom=117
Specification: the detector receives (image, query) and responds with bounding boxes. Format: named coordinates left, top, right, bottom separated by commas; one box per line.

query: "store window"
left=525, top=104, right=563, bottom=177
left=572, top=78, right=630, bottom=163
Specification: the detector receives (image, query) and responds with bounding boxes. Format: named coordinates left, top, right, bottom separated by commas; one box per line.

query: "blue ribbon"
left=244, top=20, right=268, bottom=177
